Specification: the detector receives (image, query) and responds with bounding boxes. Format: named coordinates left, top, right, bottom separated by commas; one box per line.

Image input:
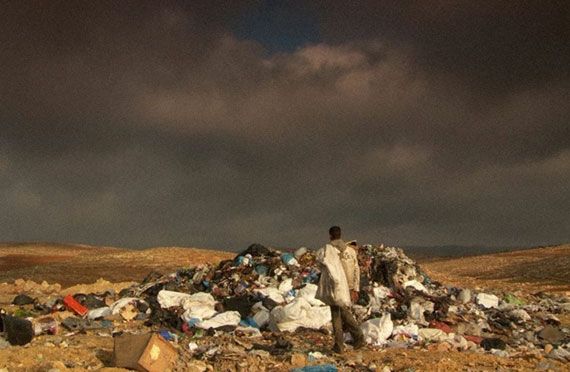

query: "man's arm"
left=348, top=248, right=360, bottom=302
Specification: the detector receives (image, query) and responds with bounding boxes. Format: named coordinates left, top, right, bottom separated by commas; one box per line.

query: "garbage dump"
left=0, top=243, right=569, bottom=371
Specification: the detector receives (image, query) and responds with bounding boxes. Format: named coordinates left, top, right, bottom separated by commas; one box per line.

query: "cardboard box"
left=138, top=333, right=179, bottom=372
left=113, top=333, right=178, bottom=372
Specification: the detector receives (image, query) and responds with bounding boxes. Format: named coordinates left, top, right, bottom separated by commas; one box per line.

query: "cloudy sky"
left=1, top=1, right=568, bottom=250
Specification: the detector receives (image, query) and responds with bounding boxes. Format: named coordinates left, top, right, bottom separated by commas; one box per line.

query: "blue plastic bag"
left=291, top=365, right=338, bottom=372
left=281, top=253, right=296, bottom=265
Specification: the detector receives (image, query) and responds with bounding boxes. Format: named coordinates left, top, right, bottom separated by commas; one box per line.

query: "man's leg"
left=329, top=305, right=344, bottom=353
left=339, top=306, right=365, bottom=348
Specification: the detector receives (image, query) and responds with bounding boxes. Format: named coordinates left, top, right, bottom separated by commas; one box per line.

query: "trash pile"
left=1, top=243, right=569, bottom=371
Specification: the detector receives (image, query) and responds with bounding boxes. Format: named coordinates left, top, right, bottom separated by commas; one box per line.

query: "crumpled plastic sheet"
left=269, top=297, right=331, bottom=332
left=110, top=297, right=146, bottom=315
left=476, top=293, right=499, bottom=309
left=360, top=313, right=393, bottom=345
left=196, top=311, right=241, bottom=329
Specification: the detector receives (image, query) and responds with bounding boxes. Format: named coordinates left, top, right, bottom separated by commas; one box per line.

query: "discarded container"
left=32, top=316, right=58, bottom=336
left=476, top=293, right=499, bottom=309
left=63, top=294, right=88, bottom=316
left=281, top=253, right=299, bottom=267
left=295, top=247, right=308, bottom=258
left=113, top=333, right=178, bottom=372
left=252, top=308, right=270, bottom=328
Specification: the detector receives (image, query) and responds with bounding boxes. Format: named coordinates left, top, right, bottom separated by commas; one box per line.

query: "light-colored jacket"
left=315, top=243, right=351, bottom=307
left=340, top=245, right=360, bottom=291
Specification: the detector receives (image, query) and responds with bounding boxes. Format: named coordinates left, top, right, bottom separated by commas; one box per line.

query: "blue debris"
left=291, top=365, right=338, bottom=372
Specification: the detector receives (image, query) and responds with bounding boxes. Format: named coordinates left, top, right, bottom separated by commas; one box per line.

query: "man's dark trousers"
left=330, top=305, right=364, bottom=351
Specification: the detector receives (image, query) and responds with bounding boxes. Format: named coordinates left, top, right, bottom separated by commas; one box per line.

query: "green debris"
left=504, top=293, right=525, bottom=306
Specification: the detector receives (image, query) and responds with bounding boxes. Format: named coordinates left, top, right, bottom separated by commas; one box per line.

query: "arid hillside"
left=0, top=242, right=234, bottom=287
left=1, top=242, right=567, bottom=292
left=422, top=244, right=570, bottom=293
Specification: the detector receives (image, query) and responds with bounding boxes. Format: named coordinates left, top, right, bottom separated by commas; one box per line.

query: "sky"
left=1, top=1, right=568, bottom=250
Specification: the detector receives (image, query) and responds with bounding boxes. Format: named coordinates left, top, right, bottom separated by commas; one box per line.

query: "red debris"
left=63, top=294, right=88, bottom=316
left=429, top=320, right=453, bottom=334
left=464, top=335, right=483, bottom=345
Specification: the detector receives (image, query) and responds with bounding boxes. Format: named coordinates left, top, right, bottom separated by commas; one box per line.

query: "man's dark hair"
left=329, top=226, right=341, bottom=240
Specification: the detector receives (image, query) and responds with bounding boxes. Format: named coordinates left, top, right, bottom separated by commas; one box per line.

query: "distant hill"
left=403, top=244, right=551, bottom=261
left=421, top=244, right=570, bottom=292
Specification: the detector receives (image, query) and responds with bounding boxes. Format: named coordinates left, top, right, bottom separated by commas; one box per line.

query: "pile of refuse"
left=1, top=243, right=569, bottom=370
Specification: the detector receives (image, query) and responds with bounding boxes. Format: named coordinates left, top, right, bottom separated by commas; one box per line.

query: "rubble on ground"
left=0, top=243, right=569, bottom=371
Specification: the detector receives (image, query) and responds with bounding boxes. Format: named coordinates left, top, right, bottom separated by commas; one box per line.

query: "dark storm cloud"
left=0, top=1, right=568, bottom=250
left=313, top=1, right=570, bottom=92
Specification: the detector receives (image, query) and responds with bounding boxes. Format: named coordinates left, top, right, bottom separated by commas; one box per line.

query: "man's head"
left=329, top=226, right=341, bottom=241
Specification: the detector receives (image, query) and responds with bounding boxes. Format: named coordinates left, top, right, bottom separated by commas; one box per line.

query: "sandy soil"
left=0, top=243, right=235, bottom=287
left=422, top=244, right=570, bottom=294
left=0, top=243, right=568, bottom=371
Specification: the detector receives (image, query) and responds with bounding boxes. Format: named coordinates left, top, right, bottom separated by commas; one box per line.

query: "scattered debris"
left=1, top=242, right=569, bottom=370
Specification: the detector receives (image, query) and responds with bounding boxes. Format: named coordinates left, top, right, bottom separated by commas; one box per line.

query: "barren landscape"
left=0, top=243, right=568, bottom=371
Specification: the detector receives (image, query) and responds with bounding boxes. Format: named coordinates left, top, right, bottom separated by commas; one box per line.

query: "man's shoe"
left=353, top=337, right=366, bottom=350
left=332, top=344, right=344, bottom=354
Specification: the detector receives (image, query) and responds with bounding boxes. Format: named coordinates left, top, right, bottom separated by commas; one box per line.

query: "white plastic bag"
left=360, top=313, right=393, bottom=345
left=372, top=286, right=391, bottom=300
left=403, top=280, right=429, bottom=293
left=196, top=311, right=241, bottom=329
left=269, top=297, right=331, bottom=332
left=392, top=323, right=419, bottom=338
left=279, top=278, right=293, bottom=294
left=157, top=290, right=192, bottom=308
left=181, top=292, right=216, bottom=310
left=182, top=304, right=217, bottom=322
left=255, top=287, right=285, bottom=304
left=476, top=293, right=499, bottom=308
left=87, top=307, right=111, bottom=320
left=418, top=328, right=450, bottom=342
left=297, top=283, right=325, bottom=306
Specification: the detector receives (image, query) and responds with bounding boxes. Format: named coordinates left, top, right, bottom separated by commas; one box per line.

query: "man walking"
left=316, top=226, right=365, bottom=353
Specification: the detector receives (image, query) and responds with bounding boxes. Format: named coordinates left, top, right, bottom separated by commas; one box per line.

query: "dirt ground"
left=0, top=243, right=568, bottom=371
left=0, top=243, right=235, bottom=287
left=422, top=244, right=570, bottom=294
